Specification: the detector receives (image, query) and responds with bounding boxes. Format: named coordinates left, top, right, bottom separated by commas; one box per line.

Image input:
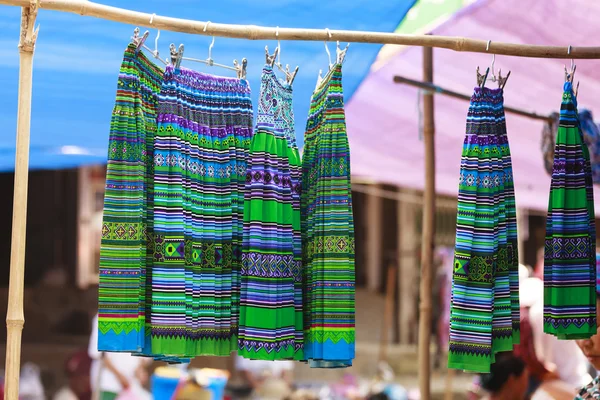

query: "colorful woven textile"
left=543, top=81, right=597, bottom=340
left=448, top=87, right=520, bottom=373
left=151, top=65, right=253, bottom=357
left=541, top=112, right=560, bottom=177
left=576, top=376, right=600, bottom=400
left=238, top=65, right=303, bottom=360
left=98, top=43, right=163, bottom=352
left=301, top=64, right=355, bottom=368
left=542, top=109, right=600, bottom=185
left=596, top=253, right=600, bottom=294
left=578, top=110, right=600, bottom=185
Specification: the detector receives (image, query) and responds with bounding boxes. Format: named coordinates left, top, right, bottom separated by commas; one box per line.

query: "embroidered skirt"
left=98, top=43, right=163, bottom=352
left=301, top=64, right=355, bottom=368
left=544, top=81, right=597, bottom=340
left=238, top=65, right=303, bottom=360
left=448, top=87, right=520, bottom=373
left=150, top=65, right=253, bottom=357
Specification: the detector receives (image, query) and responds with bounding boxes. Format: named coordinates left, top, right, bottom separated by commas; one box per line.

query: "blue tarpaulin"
left=0, top=0, right=416, bottom=172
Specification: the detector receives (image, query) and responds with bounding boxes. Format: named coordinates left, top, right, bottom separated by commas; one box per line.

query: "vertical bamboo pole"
left=366, top=187, right=383, bottom=292
left=5, top=2, right=38, bottom=400
left=444, top=368, right=456, bottom=400
left=378, top=263, right=397, bottom=362
left=398, top=193, right=418, bottom=344
left=418, top=45, right=435, bottom=400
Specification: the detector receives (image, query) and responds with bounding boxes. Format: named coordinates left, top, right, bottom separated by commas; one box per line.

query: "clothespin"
left=336, top=41, right=350, bottom=64
left=476, top=66, right=490, bottom=88
left=234, top=58, right=248, bottom=79
left=497, top=69, right=511, bottom=90
left=265, top=46, right=278, bottom=67
left=170, top=43, right=184, bottom=70
left=565, top=46, right=576, bottom=83
left=315, top=69, right=323, bottom=91
left=133, top=28, right=149, bottom=54
left=285, top=64, right=299, bottom=85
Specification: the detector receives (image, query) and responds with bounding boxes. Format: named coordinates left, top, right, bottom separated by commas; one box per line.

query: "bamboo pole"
left=366, top=187, right=382, bottom=292
left=444, top=369, right=456, bottom=400
left=1, top=0, right=600, bottom=59
left=393, top=75, right=554, bottom=123
left=418, top=45, right=435, bottom=400
left=5, top=2, right=39, bottom=400
left=378, top=263, right=397, bottom=362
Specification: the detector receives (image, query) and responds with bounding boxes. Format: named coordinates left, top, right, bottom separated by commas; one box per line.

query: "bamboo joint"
left=5, top=320, right=24, bottom=328
left=18, top=0, right=39, bottom=53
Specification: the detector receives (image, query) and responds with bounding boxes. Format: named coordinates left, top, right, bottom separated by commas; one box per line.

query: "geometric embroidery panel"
left=154, top=235, right=235, bottom=268
left=102, top=221, right=143, bottom=241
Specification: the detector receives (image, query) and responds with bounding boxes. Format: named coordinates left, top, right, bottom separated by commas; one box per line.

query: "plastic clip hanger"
left=179, top=21, right=247, bottom=77
left=131, top=15, right=168, bottom=65
left=149, top=14, right=167, bottom=64
left=315, top=28, right=334, bottom=90
left=324, top=28, right=333, bottom=70
left=268, top=27, right=299, bottom=85
left=480, top=40, right=510, bottom=89
left=565, top=45, right=579, bottom=97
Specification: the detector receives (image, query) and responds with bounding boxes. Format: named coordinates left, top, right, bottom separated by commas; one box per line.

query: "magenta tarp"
left=346, top=0, right=600, bottom=213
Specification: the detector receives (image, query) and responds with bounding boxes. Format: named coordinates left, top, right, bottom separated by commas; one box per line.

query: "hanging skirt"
left=238, top=65, right=303, bottom=360
left=98, top=43, right=163, bottom=352
left=301, top=64, right=355, bottom=368
left=151, top=65, right=253, bottom=357
left=448, top=87, right=519, bottom=373
left=544, top=81, right=597, bottom=340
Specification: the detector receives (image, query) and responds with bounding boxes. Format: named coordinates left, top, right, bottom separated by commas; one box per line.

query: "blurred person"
left=574, top=291, right=600, bottom=398
left=366, top=394, right=389, bottom=400
left=478, top=352, right=529, bottom=400
left=88, top=314, right=151, bottom=400
left=235, top=355, right=293, bottom=396
left=19, top=363, right=45, bottom=400
left=533, top=247, right=544, bottom=281
left=514, top=267, right=563, bottom=398
left=53, top=350, right=92, bottom=400
left=529, top=255, right=592, bottom=389
left=286, top=389, right=319, bottom=400
left=171, top=379, right=212, bottom=400
left=514, top=305, right=555, bottom=397
left=530, top=297, right=592, bottom=388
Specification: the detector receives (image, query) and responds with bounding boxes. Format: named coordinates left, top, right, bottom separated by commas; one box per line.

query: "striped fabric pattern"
left=543, top=81, right=597, bottom=340
left=238, top=65, right=304, bottom=360
left=150, top=65, right=253, bottom=357
left=576, top=376, right=600, bottom=399
left=596, top=253, right=600, bottom=294
left=301, top=64, right=355, bottom=368
left=98, top=44, right=163, bottom=352
left=448, top=87, right=520, bottom=373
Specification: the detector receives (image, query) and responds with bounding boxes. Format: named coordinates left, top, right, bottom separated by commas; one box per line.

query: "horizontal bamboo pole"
left=393, top=75, right=554, bottom=123
left=1, top=0, right=600, bottom=59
